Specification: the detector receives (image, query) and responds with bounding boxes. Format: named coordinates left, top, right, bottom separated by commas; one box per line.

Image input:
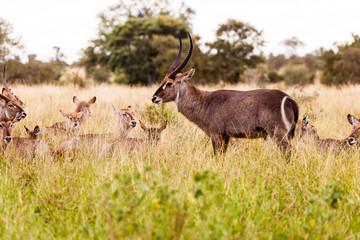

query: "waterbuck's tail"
left=286, top=97, right=299, bottom=139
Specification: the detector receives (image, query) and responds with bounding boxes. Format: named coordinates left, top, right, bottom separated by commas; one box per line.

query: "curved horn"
left=165, top=35, right=182, bottom=77
left=2, top=64, right=14, bottom=99
left=168, top=33, right=193, bottom=79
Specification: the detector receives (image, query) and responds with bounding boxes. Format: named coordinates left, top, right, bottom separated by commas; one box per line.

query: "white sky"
left=1, top=0, right=360, bottom=63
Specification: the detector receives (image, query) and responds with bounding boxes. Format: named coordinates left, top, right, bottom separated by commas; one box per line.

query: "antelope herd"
left=0, top=33, right=359, bottom=161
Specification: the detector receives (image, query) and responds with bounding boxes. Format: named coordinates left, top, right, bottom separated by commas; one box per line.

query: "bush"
left=268, top=71, right=284, bottom=83
left=282, top=64, right=314, bottom=85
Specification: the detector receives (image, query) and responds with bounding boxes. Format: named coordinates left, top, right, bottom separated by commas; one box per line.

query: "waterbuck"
left=151, top=33, right=299, bottom=160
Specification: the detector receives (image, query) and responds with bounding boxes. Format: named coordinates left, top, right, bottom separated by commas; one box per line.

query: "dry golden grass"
left=1, top=82, right=360, bottom=239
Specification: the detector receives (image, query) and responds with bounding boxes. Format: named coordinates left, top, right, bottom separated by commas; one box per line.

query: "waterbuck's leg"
left=222, top=135, right=230, bottom=153
left=269, top=130, right=292, bottom=163
left=211, top=134, right=230, bottom=155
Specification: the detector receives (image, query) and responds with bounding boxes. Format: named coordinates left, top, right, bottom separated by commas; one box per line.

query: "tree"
left=0, top=18, right=23, bottom=61
left=81, top=0, right=194, bottom=83
left=106, top=16, right=190, bottom=84
left=206, top=19, right=264, bottom=83
left=281, top=37, right=305, bottom=57
left=321, top=34, right=360, bottom=85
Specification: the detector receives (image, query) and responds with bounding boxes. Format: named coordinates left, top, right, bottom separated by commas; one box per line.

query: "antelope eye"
left=166, top=82, right=172, bottom=87
left=8, top=104, right=14, bottom=108
left=0, top=124, right=3, bottom=128
left=69, top=117, right=73, bottom=120
left=122, top=113, right=128, bottom=117
left=10, top=123, right=13, bottom=127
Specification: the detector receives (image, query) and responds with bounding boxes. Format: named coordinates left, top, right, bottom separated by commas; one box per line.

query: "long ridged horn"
left=166, top=35, right=182, bottom=77
left=168, top=33, right=193, bottom=79
left=2, top=64, right=14, bottom=98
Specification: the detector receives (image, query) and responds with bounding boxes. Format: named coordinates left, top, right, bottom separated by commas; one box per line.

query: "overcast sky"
left=1, top=0, right=360, bottom=63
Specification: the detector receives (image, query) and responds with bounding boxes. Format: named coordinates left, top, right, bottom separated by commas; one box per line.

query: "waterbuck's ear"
left=0, top=93, right=10, bottom=103
left=159, top=121, right=168, bottom=131
left=60, top=110, right=69, bottom=118
left=34, top=126, right=40, bottom=135
left=139, top=120, right=148, bottom=131
left=302, top=117, right=309, bottom=126
left=77, top=112, right=84, bottom=119
left=24, top=126, right=30, bottom=135
left=348, top=114, right=360, bottom=126
left=88, top=96, right=96, bottom=104
left=73, top=96, right=79, bottom=104
left=112, top=105, right=120, bottom=115
left=177, top=68, right=195, bottom=83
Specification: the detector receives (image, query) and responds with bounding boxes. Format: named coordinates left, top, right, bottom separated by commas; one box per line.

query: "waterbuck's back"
left=190, top=89, right=297, bottom=138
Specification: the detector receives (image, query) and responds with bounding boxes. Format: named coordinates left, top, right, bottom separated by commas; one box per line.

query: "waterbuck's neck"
left=175, top=81, right=207, bottom=126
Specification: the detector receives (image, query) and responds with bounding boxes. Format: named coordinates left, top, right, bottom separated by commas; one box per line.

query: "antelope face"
left=24, top=126, right=40, bottom=140
left=139, top=120, right=167, bottom=141
left=0, top=114, right=21, bottom=143
left=2, top=88, right=25, bottom=108
left=113, top=106, right=136, bottom=128
left=297, top=117, right=319, bottom=139
left=152, top=69, right=195, bottom=105
left=347, top=114, right=360, bottom=146
left=60, top=110, right=84, bottom=128
left=152, top=33, right=193, bottom=105
left=0, top=94, right=26, bottom=120
left=73, top=96, right=96, bottom=117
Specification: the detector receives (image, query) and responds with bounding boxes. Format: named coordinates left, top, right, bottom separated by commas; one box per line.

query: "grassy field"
left=1, top=82, right=360, bottom=239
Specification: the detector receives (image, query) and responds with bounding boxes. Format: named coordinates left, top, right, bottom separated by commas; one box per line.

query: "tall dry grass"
left=0, top=83, right=360, bottom=239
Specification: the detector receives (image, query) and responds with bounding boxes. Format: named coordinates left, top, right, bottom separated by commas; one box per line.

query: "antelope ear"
left=73, top=96, right=79, bottom=104
left=2, top=88, right=7, bottom=95
left=348, top=114, right=360, bottom=126
left=34, top=126, right=40, bottom=135
left=0, top=94, right=10, bottom=102
left=24, top=126, right=30, bottom=135
left=88, top=96, right=96, bottom=104
left=139, top=120, right=148, bottom=130
left=112, top=105, right=120, bottom=115
left=77, top=112, right=84, bottom=119
left=159, top=121, right=167, bottom=131
left=177, top=68, right=195, bottom=83
left=60, top=110, right=69, bottom=118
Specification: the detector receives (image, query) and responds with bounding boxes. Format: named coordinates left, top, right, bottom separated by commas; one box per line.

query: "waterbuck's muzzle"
left=130, top=120, right=137, bottom=127
left=22, top=111, right=27, bottom=118
left=4, top=136, right=11, bottom=143
left=348, top=137, right=357, bottom=146
left=152, top=96, right=162, bottom=104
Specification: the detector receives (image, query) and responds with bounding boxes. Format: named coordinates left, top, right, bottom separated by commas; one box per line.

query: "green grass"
left=0, top=83, right=360, bottom=239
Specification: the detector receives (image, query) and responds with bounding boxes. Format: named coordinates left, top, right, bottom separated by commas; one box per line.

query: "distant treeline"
left=0, top=0, right=359, bottom=86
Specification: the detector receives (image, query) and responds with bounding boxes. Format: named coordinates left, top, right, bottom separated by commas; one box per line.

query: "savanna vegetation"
left=0, top=83, right=359, bottom=239
left=1, top=0, right=360, bottom=239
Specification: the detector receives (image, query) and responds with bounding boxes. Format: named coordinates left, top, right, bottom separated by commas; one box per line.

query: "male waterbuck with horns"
left=152, top=33, right=299, bottom=160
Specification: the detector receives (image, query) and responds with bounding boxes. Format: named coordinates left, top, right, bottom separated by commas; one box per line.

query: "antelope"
left=299, top=117, right=354, bottom=152
left=73, top=96, right=96, bottom=124
left=113, top=105, right=137, bottom=138
left=101, top=120, right=167, bottom=154
left=0, top=64, right=26, bottom=120
left=55, top=105, right=137, bottom=154
left=346, top=114, right=360, bottom=147
left=44, top=110, right=83, bottom=133
left=296, top=117, right=318, bottom=140
left=0, top=114, right=22, bottom=149
left=7, top=126, right=51, bottom=157
left=151, top=33, right=299, bottom=160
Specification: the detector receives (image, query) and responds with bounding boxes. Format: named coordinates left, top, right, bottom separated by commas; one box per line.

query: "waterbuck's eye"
left=122, top=113, right=128, bottom=117
left=10, top=123, right=13, bottom=127
left=69, top=117, right=73, bottom=120
left=0, top=124, right=3, bottom=128
left=166, top=82, right=172, bottom=87
left=8, top=104, right=14, bottom=108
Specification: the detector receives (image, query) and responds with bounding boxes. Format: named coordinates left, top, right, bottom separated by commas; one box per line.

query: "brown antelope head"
left=139, top=120, right=167, bottom=141
left=2, top=64, right=26, bottom=111
left=296, top=117, right=319, bottom=140
left=347, top=114, right=360, bottom=146
left=113, top=105, right=136, bottom=138
left=60, top=110, right=83, bottom=128
left=0, top=94, right=25, bottom=121
left=73, top=96, right=96, bottom=120
left=24, top=126, right=41, bottom=140
left=152, top=33, right=194, bottom=105
left=0, top=114, right=21, bottom=144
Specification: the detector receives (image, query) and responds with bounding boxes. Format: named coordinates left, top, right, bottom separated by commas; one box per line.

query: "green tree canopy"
left=321, top=34, right=360, bottom=85
left=206, top=19, right=264, bottom=83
